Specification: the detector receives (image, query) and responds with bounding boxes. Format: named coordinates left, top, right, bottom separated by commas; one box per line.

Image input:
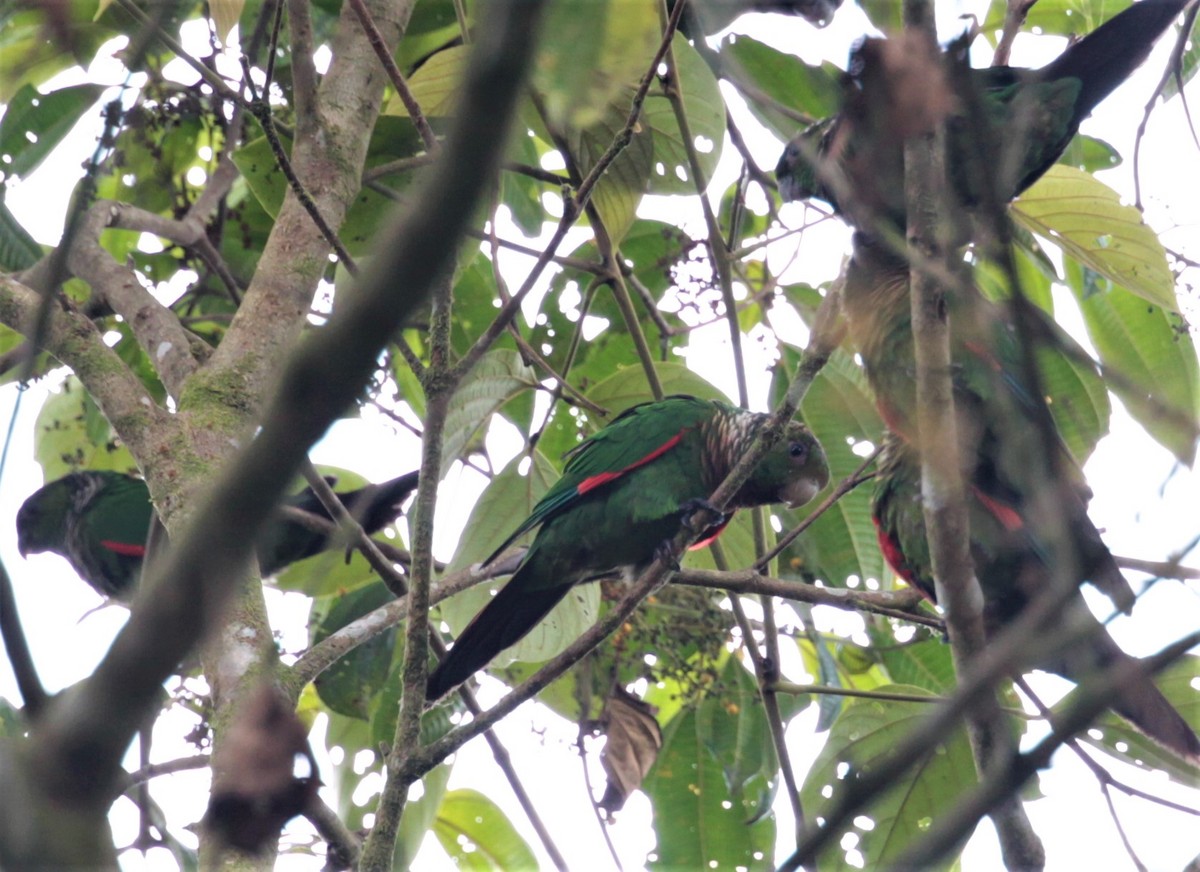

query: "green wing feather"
left=485, top=396, right=717, bottom=564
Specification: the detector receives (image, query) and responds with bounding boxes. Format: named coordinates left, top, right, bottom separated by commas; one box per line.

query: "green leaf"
left=696, top=656, right=809, bottom=824
left=533, top=0, right=660, bottom=130
left=1035, top=338, right=1111, bottom=464
left=566, top=94, right=654, bottom=245
left=860, top=0, right=903, bottom=32
left=440, top=349, right=537, bottom=476
left=1077, top=654, right=1200, bottom=787
left=717, top=35, right=841, bottom=140
left=0, top=191, right=41, bottom=270
left=1066, top=262, right=1200, bottom=466
left=33, top=377, right=138, bottom=481
left=433, top=789, right=538, bottom=870
left=232, top=118, right=423, bottom=254
left=800, top=684, right=979, bottom=871
left=1058, top=134, right=1121, bottom=174
left=310, top=581, right=398, bottom=719
left=0, top=82, right=104, bottom=178
left=395, top=765, right=453, bottom=870
left=585, top=361, right=729, bottom=419
left=1162, top=36, right=1200, bottom=101
left=386, top=44, right=467, bottom=118
left=0, top=4, right=116, bottom=100
left=985, top=0, right=1129, bottom=36
left=684, top=509, right=757, bottom=573
left=644, top=706, right=776, bottom=869
left=879, top=640, right=956, bottom=693
left=642, top=34, right=726, bottom=196
left=396, top=0, right=468, bottom=72
left=1013, top=165, right=1177, bottom=312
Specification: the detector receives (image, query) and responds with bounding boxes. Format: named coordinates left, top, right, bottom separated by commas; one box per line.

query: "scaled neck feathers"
left=700, top=405, right=769, bottom=507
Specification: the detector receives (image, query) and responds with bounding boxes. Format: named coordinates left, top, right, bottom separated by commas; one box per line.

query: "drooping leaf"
left=386, top=44, right=467, bottom=118
left=1066, top=262, right=1200, bottom=466
left=1013, top=165, right=1177, bottom=312
left=785, top=347, right=885, bottom=588
left=533, top=0, right=660, bottom=131
left=232, top=118, right=423, bottom=254
left=717, top=34, right=841, bottom=140
left=432, top=789, right=538, bottom=871
left=585, top=361, right=729, bottom=420
left=642, top=34, right=726, bottom=196
left=565, top=94, right=654, bottom=245
left=696, top=655, right=809, bottom=825
left=800, top=684, right=979, bottom=871
left=440, top=349, right=536, bottom=475
left=599, top=686, right=664, bottom=814
left=33, top=377, right=138, bottom=481
left=310, top=581, right=398, bottom=719
left=394, top=764, right=452, bottom=870
left=1034, top=337, right=1112, bottom=464
left=878, top=640, right=956, bottom=693
left=1077, top=654, right=1200, bottom=787
left=0, top=192, right=41, bottom=270
left=209, top=0, right=244, bottom=45
left=0, top=82, right=104, bottom=178
left=644, top=705, right=776, bottom=869
left=438, top=450, right=597, bottom=668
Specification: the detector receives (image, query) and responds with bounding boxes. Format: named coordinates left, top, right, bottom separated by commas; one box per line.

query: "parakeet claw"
left=678, top=498, right=726, bottom=532
left=654, top=539, right=681, bottom=571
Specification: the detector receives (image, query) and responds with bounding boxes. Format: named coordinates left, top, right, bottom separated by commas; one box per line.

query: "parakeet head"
left=741, top=421, right=830, bottom=509
left=16, top=477, right=74, bottom=557
left=775, top=116, right=839, bottom=206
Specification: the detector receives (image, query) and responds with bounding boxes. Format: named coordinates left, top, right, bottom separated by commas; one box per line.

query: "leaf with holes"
left=439, top=349, right=537, bottom=476
left=1066, top=261, right=1200, bottom=466
left=433, top=789, right=538, bottom=870
left=1076, top=654, right=1200, bottom=787
left=643, top=706, right=776, bottom=869
left=0, top=82, right=103, bottom=177
left=800, top=684, right=978, bottom=871
left=1013, top=165, right=1177, bottom=312
left=642, top=34, right=726, bottom=196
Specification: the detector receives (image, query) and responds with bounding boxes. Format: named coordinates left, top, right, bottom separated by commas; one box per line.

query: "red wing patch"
left=101, top=540, right=146, bottom=557
left=971, top=486, right=1024, bottom=533
left=688, top=518, right=731, bottom=551
left=962, top=339, right=1002, bottom=372
left=876, top=400, right=914, bottom=444
left=873, top=518, right=936, bottom=601
left=577, top=432, right=684, bottom=496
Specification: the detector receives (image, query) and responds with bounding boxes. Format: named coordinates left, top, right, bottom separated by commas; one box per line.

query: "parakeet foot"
left=654, top=539, right=681, bottom=570
left=678, top=498, right=727, bottom=532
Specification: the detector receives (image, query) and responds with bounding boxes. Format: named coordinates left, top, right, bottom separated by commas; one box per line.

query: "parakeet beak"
left=783, top=476, right=826, bottom=509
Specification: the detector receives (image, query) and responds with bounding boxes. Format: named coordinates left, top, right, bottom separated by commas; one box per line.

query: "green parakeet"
left=426, top=395, right=830, bottom=700
left=16, top=469, right=419, bottom=600
left=873, top=432, right=1200, bottom=763
left=839, top=239, right=1136, bottom=617
left=775, top=0, right=1190, bottom=232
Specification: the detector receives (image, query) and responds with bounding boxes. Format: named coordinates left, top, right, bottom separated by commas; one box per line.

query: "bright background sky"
left=0, top=1, right=1198, bottom=868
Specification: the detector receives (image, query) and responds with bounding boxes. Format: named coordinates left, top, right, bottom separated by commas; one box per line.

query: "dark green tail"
left=425, top=566, right=571, bottom=701
left=258, top=471, right=419, bottom=574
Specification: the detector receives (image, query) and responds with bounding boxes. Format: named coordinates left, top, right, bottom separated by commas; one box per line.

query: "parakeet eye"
left=789, top=441, right=808, bottom=461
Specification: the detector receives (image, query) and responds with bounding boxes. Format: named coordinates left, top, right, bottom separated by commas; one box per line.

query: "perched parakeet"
left=873, top=432, right=1200, bottom=763
left=16, top=469, right=419, bottom=600
left=775, top=0, right=1191, bottom=231
left=426, top=395, right=830, bottom=700
left=839, top=239, right=1136, bottom=616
